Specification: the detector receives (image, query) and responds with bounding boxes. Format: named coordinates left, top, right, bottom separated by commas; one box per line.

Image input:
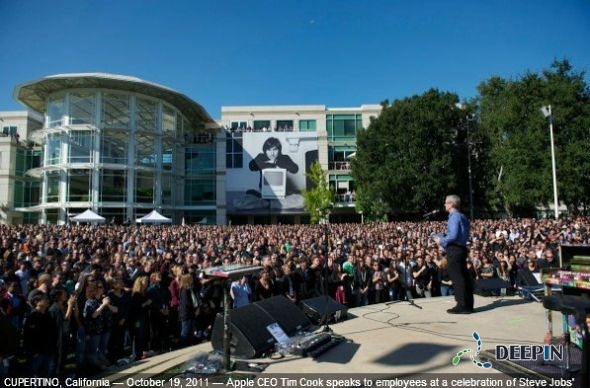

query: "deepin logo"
left=452, top=331, right=493, bottom=369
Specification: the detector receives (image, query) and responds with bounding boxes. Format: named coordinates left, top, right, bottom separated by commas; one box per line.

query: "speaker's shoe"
left=447, top=306, right=473, bottom=314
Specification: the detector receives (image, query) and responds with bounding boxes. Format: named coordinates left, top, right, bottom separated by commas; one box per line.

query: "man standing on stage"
left=434, top=195, right=474, bottom=314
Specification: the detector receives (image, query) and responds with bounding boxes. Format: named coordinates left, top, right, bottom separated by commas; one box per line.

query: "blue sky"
left=1, top=0, right=588, bottom=119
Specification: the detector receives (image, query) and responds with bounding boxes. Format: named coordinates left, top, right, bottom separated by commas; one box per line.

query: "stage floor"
left=104, top=294, right=578, bottom=382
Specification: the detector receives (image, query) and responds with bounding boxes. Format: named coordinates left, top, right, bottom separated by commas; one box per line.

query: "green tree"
left=478, top=59, right=590, bottom=216
left=351, top=89, right=466, bottom=220
left=302, top=161, right=333, bottom=224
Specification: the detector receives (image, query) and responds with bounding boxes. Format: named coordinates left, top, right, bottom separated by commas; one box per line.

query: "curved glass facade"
left=32, top=89, right=217, bottom=225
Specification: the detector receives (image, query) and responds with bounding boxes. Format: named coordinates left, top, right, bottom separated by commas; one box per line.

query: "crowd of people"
left=1, top=216, right=589, bottom=378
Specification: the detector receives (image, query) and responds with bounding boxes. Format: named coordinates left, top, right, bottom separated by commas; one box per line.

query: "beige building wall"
left=0, top=110, right=43, bottom=224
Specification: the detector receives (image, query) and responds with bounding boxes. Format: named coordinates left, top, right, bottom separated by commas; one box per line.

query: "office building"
left=4, top=73, right=381, bottom=225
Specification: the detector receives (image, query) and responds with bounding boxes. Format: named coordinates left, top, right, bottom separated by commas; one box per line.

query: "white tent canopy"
left=70, top=209, right=106, bottom=224
left=136, top=210, right=172, bottom=224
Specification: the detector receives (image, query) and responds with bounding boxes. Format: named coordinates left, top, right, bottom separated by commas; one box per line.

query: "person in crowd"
left=353, top=257, right=371, bottom=307
left=0, top=283, right=20, bottom=379
left=106, top=276, right=130, bottom=362
left=0, top=213, right=589, bottom=378
left=178, top=274, right=195, bottom=348
left=230, top=274, right=251, bottom=308
left=412, top=257, right=432, bottom=298
left=254, top=270, right=274, bottom=301
left=435, top=195, right=474, bottom=314
left=328, top=260, right=352, bottom=306
left=1, top=280, right=28, bottom=333
left=536, top=248, right=559, bottom=269
left=496, top=259, right=512, bottom=286
left=48, top=287, right=74, bottom=377
left=385, top=260, right=403, bottom=301
left=437, top=258, right=454, bottom=296
left=479, top=255, right=496, bottom=279
left=146, top=272, right=170, bottom=353
left=278, top=260, right=300, bottom=303
left=24, top=293, right=57, bottom=377
left=27, top=273, right=51, bottom=306
left=295, top=256, right=316, bottom=300
left=83, top=282, right=114, bottom=370
left=370, top=260, right=385, bottom=303
left=128, top=276, right=151, bottom=359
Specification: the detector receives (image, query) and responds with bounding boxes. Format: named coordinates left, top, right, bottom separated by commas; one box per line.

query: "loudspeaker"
left=300, top=296, right=348, bottom=324
left=516, top=270, right=540, bottom=287
left=210, top=296, right=312, bottom=358
left=211, top=303, right=276, bottom=359
left=256, top=295, right=311, bottom=336
left=475, top=278, right=512, bottom=296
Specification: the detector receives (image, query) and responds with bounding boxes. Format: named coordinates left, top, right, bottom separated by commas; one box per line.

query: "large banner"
left=226, top=132, right=318, bottom=214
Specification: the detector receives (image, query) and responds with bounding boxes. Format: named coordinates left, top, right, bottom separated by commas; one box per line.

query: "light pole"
left=455, top=104, right=476, bottom=220
left=540, top=105, right=559, bottom=219
left=465, top=115, right=475, bottom=220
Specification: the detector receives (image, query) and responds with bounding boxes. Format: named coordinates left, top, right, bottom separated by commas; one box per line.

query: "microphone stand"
left=319, top=224, right=334, bottom=333
left=386, top=251, right=422, bottom=309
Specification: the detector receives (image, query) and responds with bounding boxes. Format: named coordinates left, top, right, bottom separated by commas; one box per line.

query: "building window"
left=45, top=133, right=62, bottom=166
left=136, top=98, right=157, bottom=132
left=46, top=171, right=60, bottom=202
left=68, top=169, right=91, bottom=202
left=100, top=169, right=126, bottom=202
left=176, top=115, right=184, bottom=138
left=24, top=181, right=40, bottom=207
left=186, top=146, right=215, bottom=174
left=13, top=181, right=24, bottom=207
left=231, top=121, right=247, bottom=131
left=299, top=120, right=316, bottom=132
left=101, top=130, right=128, bottom=164
left=328, top=146, right=355, bottom=170
left=45, top=209, right=59, bottom=225
left=162, top=105, right=176, bottom=137
left=162, top=140, right=174, bottom=171
left=68, top=130, right=93, bottom=163
left=226, top=137, right=243, bottom=168
left=16, top=148, right=42, bottom=176
left=161, top=173, right=173, bottom=205
left=253, top=120, right=271, bottom=132
left=135, top=171, right=154, bottom=203
left=276, top=120, right=293, bottom=132
left=184, top=179, right=216, bottom=205
left=327, top=114, right=362, bottom=140
left=102, top=93, right=129, bottom=128
left=2, top=125, right=17, bottom=137
left=136, top=134, right=156, bottom=167
left=15, top=149, right=26, bottom=176
left=70, top=92, right=95, bottom=125
left=47, top=96, right=65, bottom=128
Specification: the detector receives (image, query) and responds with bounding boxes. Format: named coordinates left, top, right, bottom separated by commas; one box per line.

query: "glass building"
left=14, top=73, right=221, bottom=225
